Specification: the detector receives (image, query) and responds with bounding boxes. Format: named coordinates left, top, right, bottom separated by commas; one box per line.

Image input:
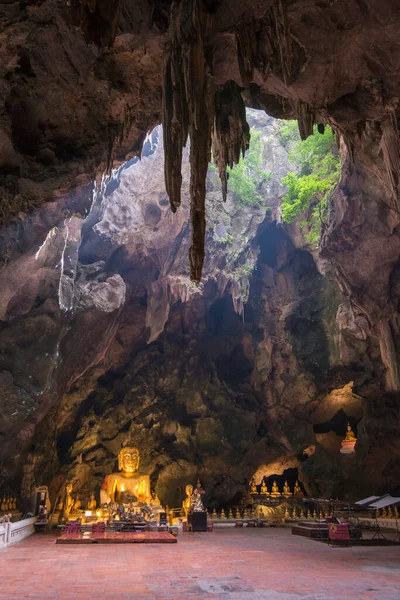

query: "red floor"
left=0, top=528, right=399, bottom=599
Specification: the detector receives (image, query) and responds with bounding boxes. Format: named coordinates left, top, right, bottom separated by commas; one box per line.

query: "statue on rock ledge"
left=100, top=447, right=153, bottom=506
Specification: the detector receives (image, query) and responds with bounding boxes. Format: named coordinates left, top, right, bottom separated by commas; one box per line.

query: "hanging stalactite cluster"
left=162, top=0, right=250, bottom=282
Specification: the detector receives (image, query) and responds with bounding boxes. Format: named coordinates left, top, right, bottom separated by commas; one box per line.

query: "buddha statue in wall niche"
left=100, top=447, right=153, bottom=506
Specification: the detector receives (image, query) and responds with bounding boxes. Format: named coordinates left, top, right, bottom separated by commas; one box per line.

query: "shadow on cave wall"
left=250, top=221, right=333, bottom=380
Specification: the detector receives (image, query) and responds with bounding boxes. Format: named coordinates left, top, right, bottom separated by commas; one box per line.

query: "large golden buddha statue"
left=101, top=447, right=153, bottom=506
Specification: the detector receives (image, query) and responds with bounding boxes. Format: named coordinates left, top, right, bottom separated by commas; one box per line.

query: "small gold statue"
left=307, top=509, right=311, bottom=519
left=228, top=508, right=233, bottom=519
left=271, top=480, right=280, bottom=497
left=381, top=507, right=387, bottom=518
left=13, top=496, right=17, bottom=511
left=284, top=507, right=290, bottom=519
left=182, top=484, right=193, bottom=516
left=235, top=507, right=241, bottom=519
left=387, top=507, right=393, bottom=519
left=220, top=508, right=226, bottom=519
left=283, top=481, right=291, bottom=497
left=244, top=508, right=249, bottom=519
left=345, top=423, right=356, bottom=441
left=250, top=478, right=257, bottom=494
left=73, top=495, right=82, bottom=512
left=212, top=508, right=217, bottom=519
left=300, top=509, right=305, bottom=519
left=292, top=508, right=297, bottom=519
left=313, top=509, right=317, bottom=519
left=260, top=479, right=268, bottom=495
left=293, top=480, right=302, bottom=495
left=88, top=493, right=97, bottom=511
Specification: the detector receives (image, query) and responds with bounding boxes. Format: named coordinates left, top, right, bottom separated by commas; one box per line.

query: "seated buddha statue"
left=100, top=447, right=153, bottom=506
left=88, top=493, right=97, bottom=511
left=293, top=480, right=301, bottom=495
left=283, top=481, right=291, bottom=497
left=260, top=479, right=268, bottom=495
left=250, top=478, right=257, bottom=494
left=345, top=423, right=356, bottom=441
left=271, top=480, right=280, bottom=497
left=182, top=484, right=193, bottom=516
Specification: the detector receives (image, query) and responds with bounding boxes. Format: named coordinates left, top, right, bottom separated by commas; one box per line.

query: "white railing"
left=0, top=517, right=36, bottom=549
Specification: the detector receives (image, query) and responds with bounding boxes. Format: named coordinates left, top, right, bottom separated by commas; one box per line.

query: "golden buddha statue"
left=88, top=493, right=97, bottom=511
left=283, top=481, right=291, bottom=497
left=345, top=423, right=356, bottom=441
left=182, top=484, right=193, bottom=516
left=250, top=478, right=257, bottom=494
left=1, top=496, right=5, bottom=512
left=293, top=480, right=302, bottom=495
left=235, top=507, right=241, bottom=519
left=212, top=508, right=217, bottom=519
left=73, top=495, right=82, bottom=512
left=220, top=508, right=226, bottom=519
left=64, top=483, right=74, bottom=517
left=228, top=508, right=233, bottom=519
left=260, top=479, right=268, bottom=495
left=101, top=447, right=152, bottom=506
left=271, top=480, right=280, bottom=497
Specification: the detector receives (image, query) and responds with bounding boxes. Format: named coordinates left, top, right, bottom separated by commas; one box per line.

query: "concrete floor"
left=0, top=528, right=399, bottom=599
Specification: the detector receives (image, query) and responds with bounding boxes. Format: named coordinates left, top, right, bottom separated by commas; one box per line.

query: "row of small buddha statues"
left=0, top=496, right=17, bottom=512
left=250, top=478, right=302, bottom=497
left=209, top=506, right=331, bottom=520
left=376, top=507, right=399, bottom=519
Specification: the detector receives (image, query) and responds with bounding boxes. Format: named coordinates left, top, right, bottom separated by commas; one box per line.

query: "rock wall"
left=1, top=111, right=399, bottom=509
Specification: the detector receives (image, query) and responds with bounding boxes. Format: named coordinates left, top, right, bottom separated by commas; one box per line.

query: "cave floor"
left=0, top=528, right=399, bottom=600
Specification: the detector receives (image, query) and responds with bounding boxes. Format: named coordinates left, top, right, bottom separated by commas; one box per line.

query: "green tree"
left=279, top=121, right=340, bottom=245
left=210, top=127, right=272, bottom=207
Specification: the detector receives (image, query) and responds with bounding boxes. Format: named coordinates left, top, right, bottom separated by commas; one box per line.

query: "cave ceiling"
left=0, top=1, right=400, bottom=506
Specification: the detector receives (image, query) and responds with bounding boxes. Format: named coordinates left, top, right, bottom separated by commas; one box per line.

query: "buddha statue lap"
left=100, top=447, right=155, bottom=508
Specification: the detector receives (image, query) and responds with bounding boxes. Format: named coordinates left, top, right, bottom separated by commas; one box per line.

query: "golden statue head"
left=118, top=447, right=140, bottom=473
left=185, top=484, right=193, bottom=497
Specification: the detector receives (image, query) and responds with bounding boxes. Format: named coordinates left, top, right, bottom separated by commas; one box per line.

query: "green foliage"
left=210, top=128, right=272, bottom=207
left=279, top=121, right=340, bottom=245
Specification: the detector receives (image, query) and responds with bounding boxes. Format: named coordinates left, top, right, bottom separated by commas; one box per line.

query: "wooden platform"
left=292, top=521, right=329, bottom=539
left=56, top=531, right=177, bottom=544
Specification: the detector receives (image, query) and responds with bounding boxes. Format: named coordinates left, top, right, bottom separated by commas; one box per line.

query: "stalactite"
left=270, top=0, right=293, bottom=86
left=162, top=51, right=189, bottom=212
left=296, top=99, right=315, bottom=140
left=380, top=116, right=400, bottom=205
left=211, top=81, right=250, bottom=201
left=163, top=2, right=253, bottom=281
left=71, top=0, right=123, bottom=48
